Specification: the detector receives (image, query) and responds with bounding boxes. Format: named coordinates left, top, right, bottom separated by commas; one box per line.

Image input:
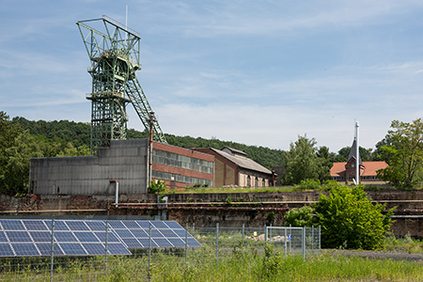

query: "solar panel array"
left=0, top=220, right=200, bottom=257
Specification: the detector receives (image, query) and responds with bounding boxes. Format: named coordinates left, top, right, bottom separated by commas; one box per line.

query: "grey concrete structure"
left=29, top=139, right=150, bottom=195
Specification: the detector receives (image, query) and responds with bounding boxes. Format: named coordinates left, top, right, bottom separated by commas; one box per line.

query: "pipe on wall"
left=110, top=179, right=119, bottom=207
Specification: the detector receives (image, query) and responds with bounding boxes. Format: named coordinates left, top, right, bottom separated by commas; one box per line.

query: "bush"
left=314, top=184, right=395, bottom=250
left=148, top=179, right=167, bottom=194
left=284, top=206, right=314, bottom=227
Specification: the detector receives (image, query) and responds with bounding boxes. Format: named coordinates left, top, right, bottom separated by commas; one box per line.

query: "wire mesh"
left=0, top=223, right=321, bottom=281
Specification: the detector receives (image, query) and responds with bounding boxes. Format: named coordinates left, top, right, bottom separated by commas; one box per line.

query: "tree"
left=0, top=130, right=43, bottom=194
left=377, top=119, right=423, bottom=187
left=316, top=146, right=333, bottom=182
left=282, top=136, right=332, bottom=185
left=314, top=185, right=394, bottom=250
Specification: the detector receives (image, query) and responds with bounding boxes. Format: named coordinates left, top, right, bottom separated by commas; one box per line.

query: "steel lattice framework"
left=77, top=16, right=167, bottom=155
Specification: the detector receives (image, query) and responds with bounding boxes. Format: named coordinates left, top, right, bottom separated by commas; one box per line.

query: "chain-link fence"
left=0, top=222, right=321, bottom=281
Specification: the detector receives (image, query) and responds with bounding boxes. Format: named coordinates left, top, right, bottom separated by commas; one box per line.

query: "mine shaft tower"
left=77, top=16, right=167, bottom=155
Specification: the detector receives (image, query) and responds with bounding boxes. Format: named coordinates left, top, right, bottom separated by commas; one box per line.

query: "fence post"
left=269, top=224, right=272, bottom=243
left=50, top=219, right=55, bottom=282
left=265, top=225, right=268, bottom=243
left=185, top=223, right=188, bottom=264
left=302, top=226, right=306, bottom=260
left=289, top=224, right=292, bottom=252
left=242, top=223, right=245, bottom=246
left=105, top=221, right=109, bottom=272
left=284, top=227, right=287, bottom=256
left=148, top=222, right=152, bottom=276
left=318, top=225, right=321, bottom=250
left=215, top=223, right=219, bottom=267
left=311, top=225, right=314, bottom=250
left=193, top=222, right=195, bottom=237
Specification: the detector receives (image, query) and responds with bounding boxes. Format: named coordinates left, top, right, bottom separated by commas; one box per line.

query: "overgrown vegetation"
left=1, top=246, right=422, bottom=281
left=285, top=184, right=395, bottom=250
left=377, top=118, right=423, bottom=188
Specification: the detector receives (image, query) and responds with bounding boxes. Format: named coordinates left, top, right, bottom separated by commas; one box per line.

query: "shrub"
left=148, top=179, right=167, bottom=194
left=284, top=206, right=314, bottom=227
left=314, top=184, right=395, bottom=250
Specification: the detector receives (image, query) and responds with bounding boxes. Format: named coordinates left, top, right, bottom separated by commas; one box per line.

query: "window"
left=152, top=170, right=212, bottom=186
left=152, top=149, right=213, bottom=174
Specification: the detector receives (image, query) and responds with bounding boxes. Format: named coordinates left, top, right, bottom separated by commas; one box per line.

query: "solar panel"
left=0, top=219, right=200, bottom=257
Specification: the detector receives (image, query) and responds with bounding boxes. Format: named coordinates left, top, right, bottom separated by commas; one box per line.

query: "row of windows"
left=152, top=149, right=213, bottom=174
left=332, top=176, right=379, bottom=180
left=152, top=170, right=212, bottom=186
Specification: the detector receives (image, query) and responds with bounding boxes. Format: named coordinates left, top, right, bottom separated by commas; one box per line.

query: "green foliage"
left=377, top=119, right=423, bottom=188
left=314, top=184, right=395, bottom=250
left=332, top=146, right=377, bottom=162
left=165, top=134, right=284, bottom=170
left=294, top=179, right=321, bottom=190
left=262, top=243, right=283, bottom=278
left=284, top=205, right=314, bottom=227
left=148, top=179, right=167, bottom=194
left=0, top=130, right=44, bottom=195
left=282, top=136, right=333, bottom=185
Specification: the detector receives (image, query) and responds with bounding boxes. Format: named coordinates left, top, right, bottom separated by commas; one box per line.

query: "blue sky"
left=1, top=1, right=423, bottom=152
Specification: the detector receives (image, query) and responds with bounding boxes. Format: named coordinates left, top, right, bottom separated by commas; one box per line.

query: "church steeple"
left=348, top=138, right=362, bottom=165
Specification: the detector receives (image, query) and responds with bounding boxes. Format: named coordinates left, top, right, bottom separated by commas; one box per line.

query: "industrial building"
left=194, top=147, right=274, bottom=187
left=28, top=139, right=214, bottom=195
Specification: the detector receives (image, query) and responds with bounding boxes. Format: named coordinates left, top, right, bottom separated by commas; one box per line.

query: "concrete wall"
left=29, top=139, right=149, bottom=195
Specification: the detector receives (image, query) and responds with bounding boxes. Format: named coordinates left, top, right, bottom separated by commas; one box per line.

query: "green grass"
left=1, top=246, right=422, bottom=281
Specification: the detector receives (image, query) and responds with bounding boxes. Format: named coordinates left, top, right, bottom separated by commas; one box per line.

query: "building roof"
left=209, top=148, right=272, bottom=175
left=330, top=161, right=388, bottom=177
left=348, top=139, right=362, bottom=165
left=221, top=146, right=248, bottom=157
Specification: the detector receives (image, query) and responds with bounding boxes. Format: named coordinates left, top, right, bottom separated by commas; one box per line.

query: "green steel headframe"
left=76, top=16, right=167, bottom=155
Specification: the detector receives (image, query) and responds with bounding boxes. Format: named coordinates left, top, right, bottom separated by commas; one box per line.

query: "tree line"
left=1, top=111, right=422, bottom=194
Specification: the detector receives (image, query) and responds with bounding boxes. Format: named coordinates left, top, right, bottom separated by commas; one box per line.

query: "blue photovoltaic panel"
left=114, top=229, right=134, bottom=238
left=187, top=238, right=202, bottom=247
left=23, top=220, right=48, bottom=230
left=74, top=232, right=100, bottom=242
left=66, top=221, right=89, bottom=231
left=82, top=243, right=105, bottom=255
left=60, top=243, right=87, bottom=255
left=30, top=231, right=51, bottom=242
left=153, top=238, right=173, bottom=248
left=54, top=232, right=78, bottom=242
left=46, top=221, right=69, bottom=231
left=0, top=219, right=199, bottom=257
left=150, top=229, right=164, bottom=238
left=0, top=243, right=15, bottom=256
left=123, top=238, right=143, bottom=248
left=6, top=231, right=32, bottom=242
left=86, top=221, right=105, bottom=231
left=158, top=229, right=176, bottom=237
left=122, top=221, right=140, bottom=229
left=109, top=221, right=126, bottom=229
left=165, top=221, right=183, bottom=229
left=11, top=243, right=39, bottom=256
left=151, top=221, right=168, bottom=229
left=1, top=220, right=25, bottom=230
left=107, top=243, right=132, bottom=255
left=0, top=232, right=8, bottom=243
left=137, top=238, right=159, bottom=248
left=130, top=229, right=148, bottom=238
left=135, top=221, right=150, bottom=229
left=94, top=231, right=120, bottom=243
left=167, top=238, right=185, bottom=247
left=37, top=243, right=64, bottom=256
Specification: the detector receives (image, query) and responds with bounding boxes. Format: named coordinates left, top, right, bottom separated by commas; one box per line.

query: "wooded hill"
left=11, top=117, right=284, bottom=170
left=1, top=112, right=385, bottom=195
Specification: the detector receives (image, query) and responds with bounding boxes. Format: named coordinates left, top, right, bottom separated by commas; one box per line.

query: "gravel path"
left=324, top=249, right=423, bottom=262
